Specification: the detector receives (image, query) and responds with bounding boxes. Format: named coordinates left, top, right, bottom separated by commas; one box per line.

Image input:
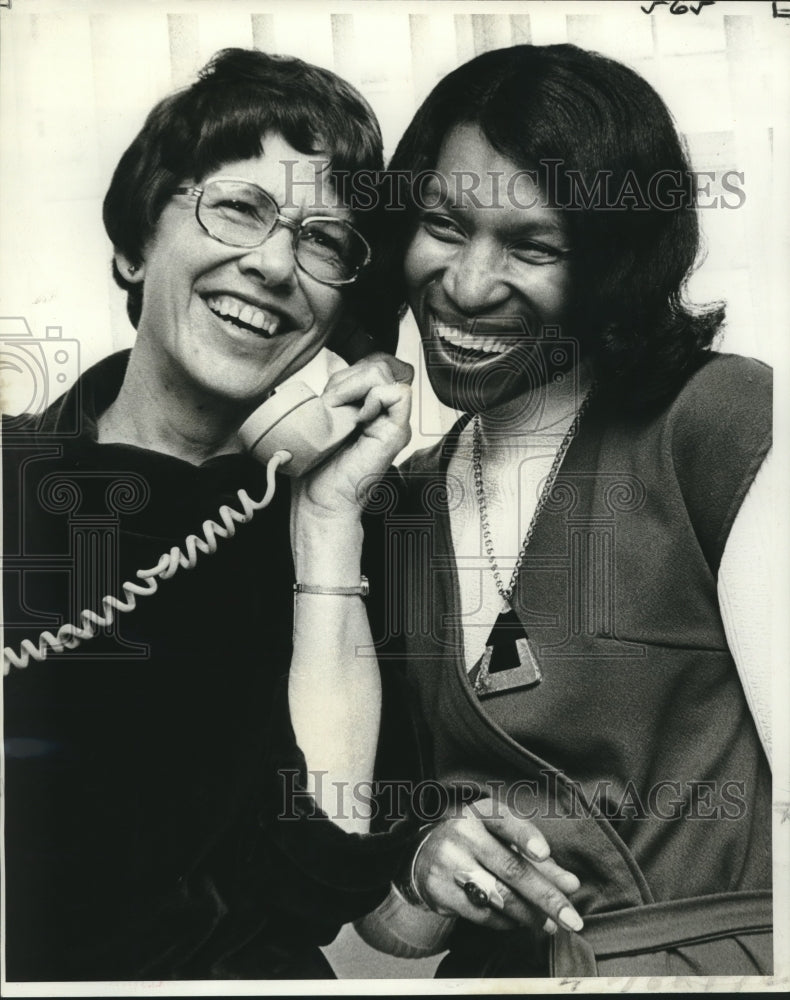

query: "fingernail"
left=558, top=906, right=584, bottom=932
left=561, top=872, right=581, bottom=893
left=542, top=917, right=558, bottom=936
left=488, top=886, right=506, bottom=912
left=525, top=837, right=550, bottom=861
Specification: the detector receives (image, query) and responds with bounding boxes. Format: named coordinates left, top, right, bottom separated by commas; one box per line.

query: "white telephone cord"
left=3, top=451, right=291, bottom=675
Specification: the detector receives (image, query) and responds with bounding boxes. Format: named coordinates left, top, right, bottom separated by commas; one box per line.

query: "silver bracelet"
left=399, top=823, right=436, bottom=909
left=293, top=575, right=369, bottom=597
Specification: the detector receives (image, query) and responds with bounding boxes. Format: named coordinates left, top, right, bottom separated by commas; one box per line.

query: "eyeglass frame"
left=174, top=176, right=372, bottom=287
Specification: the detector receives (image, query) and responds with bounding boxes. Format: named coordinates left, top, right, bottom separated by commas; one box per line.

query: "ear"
left=114, top=250, right=145, bottom=284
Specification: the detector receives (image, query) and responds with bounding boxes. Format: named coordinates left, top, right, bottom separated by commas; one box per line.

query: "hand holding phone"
left=239, top=353, right=414, bottom=477
left=266, top=357, right=412, bottom=519
left=239, top=382, right=361, bottom=477
left=238, top=352, right=413, bottom=478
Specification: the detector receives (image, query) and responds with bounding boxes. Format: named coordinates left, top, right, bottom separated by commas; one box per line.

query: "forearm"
left=289, top=510, right=381, bottom=834
left=355, top=885, right=456, bottom=958
left=717, top=447, right=773, bottom=763
left=354, top=823, right=456, bottom=958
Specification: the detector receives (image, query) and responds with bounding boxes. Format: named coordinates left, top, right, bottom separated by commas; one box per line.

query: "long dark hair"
left=383, top=44, right=724, bottom=404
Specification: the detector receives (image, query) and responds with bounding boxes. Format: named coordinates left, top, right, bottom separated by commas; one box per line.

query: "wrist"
left=354, top=885, right=456, bottom=958
left=293, top=491, right=365, bottom=531
left=292, top=513, right=363, bottom=582
left=395, top=823, right=436, bottom=910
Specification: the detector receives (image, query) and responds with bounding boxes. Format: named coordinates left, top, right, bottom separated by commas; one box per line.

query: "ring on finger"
left=453, top=870, right=506, bottom=911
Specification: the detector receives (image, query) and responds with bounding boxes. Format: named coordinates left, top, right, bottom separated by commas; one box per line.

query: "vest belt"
left=549, top=890, right=772, bottom=976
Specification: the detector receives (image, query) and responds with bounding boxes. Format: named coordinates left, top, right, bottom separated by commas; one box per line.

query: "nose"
left=238, top=224, right=298, bottom=288
left=441, top=239, right=510, bottom=314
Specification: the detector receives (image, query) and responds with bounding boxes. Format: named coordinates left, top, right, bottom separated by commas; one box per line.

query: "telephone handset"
left=239, top=382, right=360, bottom=477
left=239, top=293, right=400, bottom=476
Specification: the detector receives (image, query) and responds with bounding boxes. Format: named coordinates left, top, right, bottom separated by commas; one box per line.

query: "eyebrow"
left=506, top=218, right=569, bottom=241
left=418, top=178, right=569, bottom=241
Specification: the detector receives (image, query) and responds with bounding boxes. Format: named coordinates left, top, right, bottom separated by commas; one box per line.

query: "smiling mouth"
left=432, top=322, right=524, bottom=361
left=204, top=294, right=285, bottom=339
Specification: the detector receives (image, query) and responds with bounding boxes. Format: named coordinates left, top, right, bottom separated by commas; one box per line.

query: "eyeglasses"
left=175, top=177, right=372, bottom=286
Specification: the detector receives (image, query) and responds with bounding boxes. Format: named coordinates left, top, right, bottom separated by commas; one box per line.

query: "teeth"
left=434, top=324, right=510, bottom=355
left=205, top=295, right=281, bottom=336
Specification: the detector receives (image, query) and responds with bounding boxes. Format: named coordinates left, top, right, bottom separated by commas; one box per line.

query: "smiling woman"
left=96, top=47, right=389, bottom=461
left=99, top=139, right=351, bottom=456
left=2, top=47, right=415, bottom=982
left=354, top=42, right=774, bottom=978
left=404, top=122, right=576, bottom=414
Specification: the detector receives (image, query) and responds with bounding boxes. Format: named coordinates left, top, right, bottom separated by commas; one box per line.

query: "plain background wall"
left=1, top=0, right=788, bottom=989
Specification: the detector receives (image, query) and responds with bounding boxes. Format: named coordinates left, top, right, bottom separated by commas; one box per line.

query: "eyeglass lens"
left=198, top=179, right=368, bottom=283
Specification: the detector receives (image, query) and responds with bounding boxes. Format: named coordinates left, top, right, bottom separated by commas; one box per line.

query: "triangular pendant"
left=469, top=608, right=543, bottom=698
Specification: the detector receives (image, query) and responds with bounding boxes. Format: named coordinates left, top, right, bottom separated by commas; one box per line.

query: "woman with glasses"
left=2, top=48, right=413, bottom=981
left=355, top=44, right=773, bottom=977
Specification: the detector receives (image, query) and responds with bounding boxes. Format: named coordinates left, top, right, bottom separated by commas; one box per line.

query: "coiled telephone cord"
left=3, top=452, right=290, bottom=675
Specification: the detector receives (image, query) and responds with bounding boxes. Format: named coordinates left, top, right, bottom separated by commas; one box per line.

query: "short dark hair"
left=103, top=48, right=384, bottom=329
left=385, top=44, right=724, bottom=404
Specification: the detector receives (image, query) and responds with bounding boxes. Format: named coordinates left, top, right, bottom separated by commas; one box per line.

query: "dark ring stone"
left=462, top=880, right=490, bottom=908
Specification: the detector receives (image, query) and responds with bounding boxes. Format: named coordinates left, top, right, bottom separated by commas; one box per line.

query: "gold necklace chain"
left=471, top=386, right=596, bottom=606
